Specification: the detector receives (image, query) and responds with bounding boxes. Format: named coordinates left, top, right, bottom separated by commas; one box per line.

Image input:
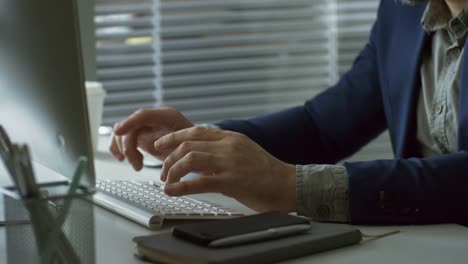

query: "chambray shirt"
left=296, top=1, right=468, bottom=222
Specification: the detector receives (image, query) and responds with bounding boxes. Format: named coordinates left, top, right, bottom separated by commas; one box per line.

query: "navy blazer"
left=217, top=0, right=468, bottom=225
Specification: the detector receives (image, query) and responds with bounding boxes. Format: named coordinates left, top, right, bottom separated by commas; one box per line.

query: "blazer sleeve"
left=345, top=152, right=468, bottom=225
left=216, top=16, right=387, bottom=165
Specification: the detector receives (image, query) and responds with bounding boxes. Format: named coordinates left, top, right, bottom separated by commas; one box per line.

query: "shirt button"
left=436, top=105, right=444, bottom=115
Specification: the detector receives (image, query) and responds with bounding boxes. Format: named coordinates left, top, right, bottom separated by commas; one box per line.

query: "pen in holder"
left=0, top=132, right=95, bottom=264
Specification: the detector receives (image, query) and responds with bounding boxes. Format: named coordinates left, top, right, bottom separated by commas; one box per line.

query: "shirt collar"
left=421, top=0, right=468, bottom=47
left=421, top=0, right=452, bottom=32
left=449, top=7, right=468, bottom=47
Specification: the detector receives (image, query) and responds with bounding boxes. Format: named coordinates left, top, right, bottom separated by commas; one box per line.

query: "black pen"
left=0, top=126, right=20, bottom=187
left=12, top=144, right=39, bottom=198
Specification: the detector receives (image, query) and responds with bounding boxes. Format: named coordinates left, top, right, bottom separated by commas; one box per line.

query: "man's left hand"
left=154, top=127, right=297, bottom=213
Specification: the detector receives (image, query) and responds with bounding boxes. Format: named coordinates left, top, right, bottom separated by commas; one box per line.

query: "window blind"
left=95, top=0, right=160, bottom=125
left=336, top=0, right=378, bottom=76
left=96, top=0, right=335, bottom=125
left=95, top=0, right=391, bottom=160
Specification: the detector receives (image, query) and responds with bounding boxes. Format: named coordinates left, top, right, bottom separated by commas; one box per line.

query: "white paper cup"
left=85, top=82, right=106, bottom=153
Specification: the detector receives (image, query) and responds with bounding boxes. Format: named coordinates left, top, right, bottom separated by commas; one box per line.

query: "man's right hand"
left=109, top=107, right=193, bottom=171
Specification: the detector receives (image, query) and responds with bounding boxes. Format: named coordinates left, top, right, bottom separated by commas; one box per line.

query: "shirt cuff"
left=296, top=164, right=349, bottom=222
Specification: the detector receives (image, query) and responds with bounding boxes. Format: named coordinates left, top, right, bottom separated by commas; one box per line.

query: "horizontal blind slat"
left=97, top=0, right=333, bottom=125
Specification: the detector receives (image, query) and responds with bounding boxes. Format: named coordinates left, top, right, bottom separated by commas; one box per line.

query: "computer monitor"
left=0, top=0, right=95, bottom=187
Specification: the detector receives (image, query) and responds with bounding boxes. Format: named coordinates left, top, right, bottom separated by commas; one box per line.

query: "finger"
left=116, top=134, right=124, bottom=154
left=165, top=176, right=224, bottom=197
left=114, top=109, right=159, bottom=136
left=155, top=126, right=224, bottom=151
left=165, top=151, right=223, bottom=185
left=109, top=134, right=124, bottom=161
left=160, top=141, right=219, bottom=181
left=112, top=123, right=125, bottom=157
left=123, top=131, right=144, bottom=171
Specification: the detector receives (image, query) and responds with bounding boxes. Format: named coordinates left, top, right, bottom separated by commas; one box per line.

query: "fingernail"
left=164, top=184, right=175, bottom=195
left=154, top=140, right=165, bottom=149
left=134, top=166, right=140, bottom=172
left=160, top=166, right=166, bottom=181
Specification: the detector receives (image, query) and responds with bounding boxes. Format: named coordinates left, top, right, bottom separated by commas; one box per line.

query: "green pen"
left=40, top=156, right=87, bottom=264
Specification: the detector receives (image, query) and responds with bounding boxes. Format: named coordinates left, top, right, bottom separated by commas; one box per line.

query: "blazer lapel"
left=390, top=12, right=429, bottom=158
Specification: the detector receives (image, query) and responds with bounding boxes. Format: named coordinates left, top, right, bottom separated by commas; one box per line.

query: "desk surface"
left=1, top=136, right=468, bottom=263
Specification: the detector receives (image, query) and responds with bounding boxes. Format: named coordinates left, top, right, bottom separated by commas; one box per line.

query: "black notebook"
left=133, top=221, right=362, bottom=264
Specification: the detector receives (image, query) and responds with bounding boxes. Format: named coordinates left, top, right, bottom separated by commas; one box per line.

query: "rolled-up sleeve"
left=296, top=164, right=349, bottom=222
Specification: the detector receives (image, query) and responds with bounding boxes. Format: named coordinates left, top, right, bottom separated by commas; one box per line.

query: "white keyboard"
left=94, top=180, right=244, bottom=229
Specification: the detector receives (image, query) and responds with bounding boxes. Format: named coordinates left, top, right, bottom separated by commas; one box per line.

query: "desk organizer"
left=1, top=182, right=95, bottom=264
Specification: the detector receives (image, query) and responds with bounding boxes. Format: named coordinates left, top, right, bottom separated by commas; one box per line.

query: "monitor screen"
left=0, top=0, right=95, bottom=187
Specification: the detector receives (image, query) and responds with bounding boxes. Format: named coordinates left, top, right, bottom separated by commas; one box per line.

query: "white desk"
left=1, top=136, right=468, bottom=263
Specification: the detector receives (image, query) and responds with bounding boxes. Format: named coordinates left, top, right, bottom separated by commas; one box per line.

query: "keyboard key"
left=97, top=180, right=243, bottom=219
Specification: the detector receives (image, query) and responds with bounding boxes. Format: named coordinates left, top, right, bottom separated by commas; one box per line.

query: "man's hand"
left=109, top=107, right=193, bottom=171
left=155, top=126, right=297, bottom=213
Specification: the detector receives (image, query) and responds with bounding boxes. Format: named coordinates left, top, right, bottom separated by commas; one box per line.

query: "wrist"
left=281, top=163, right=297, bottom=213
